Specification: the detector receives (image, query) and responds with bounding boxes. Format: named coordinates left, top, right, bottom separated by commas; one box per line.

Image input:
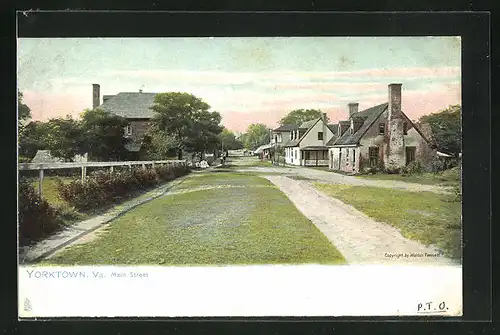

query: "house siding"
left=299, top=121, right=326, bottom=148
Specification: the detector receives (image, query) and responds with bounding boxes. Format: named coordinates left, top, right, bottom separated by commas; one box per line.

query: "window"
left=353, top=149, right=356, bottom=164
left=124, top=124, right=132, bottom=136
left=378, top=123, right=385, bottom=135
left=403, top=122, right=408, bottom=135
left=369, top=147, right=379, bottom=167
left=406, top=147, right=416, bottom=165
left=294, top=150, right=297, bottom=159
left=318, top=132, right=323, bottom=140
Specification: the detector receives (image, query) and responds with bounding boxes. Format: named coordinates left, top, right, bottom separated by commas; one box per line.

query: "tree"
left=279, top=109, right=327, bottom=126
left=44, top=116, right=84, bottom=161
left=18, top=91, right=32, bottom=140
left=142, top=125, right=178, bottom=160
left=243, top=123, right=270, bottom=150
left=18, top=121, right=50, bottom=159
left=149, top=92, right=222, bottom=159
left=218, top=128, right=244, bottom=150
left=184, top=110, right=223, bottom=158
left=79, top=108, right=130, bottom=161
left=418, top=105, right=461, bottom=156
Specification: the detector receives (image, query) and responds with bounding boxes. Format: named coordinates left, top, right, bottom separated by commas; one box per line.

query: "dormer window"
left=379, top=123, right=385, bottom=135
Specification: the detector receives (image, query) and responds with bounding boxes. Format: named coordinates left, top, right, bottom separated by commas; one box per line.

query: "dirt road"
left=238, top=165, right=452, bottom=194
left=264, top=175, right=455, bottom=265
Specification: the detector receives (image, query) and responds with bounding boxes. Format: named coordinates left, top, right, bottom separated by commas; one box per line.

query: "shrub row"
left=56, top=164, right=189, bottom=211
left=18, top=178, right=62, bottom=246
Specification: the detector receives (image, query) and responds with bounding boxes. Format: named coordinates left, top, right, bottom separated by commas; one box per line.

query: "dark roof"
left=98, top=92, right=157, bottom=119
left=326, top=123, right=338, bottom=134
left=299, top=118, right=320, bottom=129
left=333, top=103, right=388, bottom=146
left=273, top=124, right=298, bottom=132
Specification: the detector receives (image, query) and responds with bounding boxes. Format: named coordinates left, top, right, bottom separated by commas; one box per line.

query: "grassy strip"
left=44, top=172, right=346, bottom=266
left=313, top=183, right=462, bottom=260
left=355, top=167, right=460, bottom=186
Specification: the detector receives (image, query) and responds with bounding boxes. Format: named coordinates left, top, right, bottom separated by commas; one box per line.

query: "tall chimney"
left=348, top=102, right=359, bottom=118
left=92, top=84, right=100, bottom=109
left=322, top=112, right=327, bottom=144
left=385, top=83, right=405, bottom=171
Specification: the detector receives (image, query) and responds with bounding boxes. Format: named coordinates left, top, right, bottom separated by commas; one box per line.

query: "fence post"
left=81, top=166, right=87, bottom=183
left=38, top=168, right=44, bottom=197
left=142, top=163, right=146, bottom=170
left=110, top=166, right=114, bottom=173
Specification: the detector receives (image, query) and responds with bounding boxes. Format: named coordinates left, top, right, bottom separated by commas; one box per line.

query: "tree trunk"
left=177, top=148, right=183, bottom=160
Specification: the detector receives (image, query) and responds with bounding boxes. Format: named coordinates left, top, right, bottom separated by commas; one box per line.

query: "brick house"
left=92, top=84, right=156, bottom=156
left=327, top=83, right=437, bottom=173
left=283, top=114, right=338, bottom=166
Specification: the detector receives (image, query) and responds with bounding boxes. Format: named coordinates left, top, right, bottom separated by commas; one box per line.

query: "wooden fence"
left=18, top=160, right=187, bottom=197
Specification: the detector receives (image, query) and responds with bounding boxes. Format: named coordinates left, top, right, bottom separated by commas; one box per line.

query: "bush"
left=57, top=164, right=190, bottom=211
left=400, top=161, right=424, bottom=176
left=18, top=178, right=62, bottom=246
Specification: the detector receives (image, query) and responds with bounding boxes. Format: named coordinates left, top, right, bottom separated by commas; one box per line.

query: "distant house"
left=271, top=124, right=297, bottom=147
left=92, top=84, right=156, bottom=154
left=327, top=83, right=436, bottom=173
left=282, top=114, right=337, bottom=166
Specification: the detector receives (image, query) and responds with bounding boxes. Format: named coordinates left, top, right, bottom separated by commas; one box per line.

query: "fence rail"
left=18, top=160, right=188, bottom=197
left=18, top=160, right=186, bottom=171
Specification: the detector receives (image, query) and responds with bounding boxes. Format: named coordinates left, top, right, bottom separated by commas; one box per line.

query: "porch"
left=300, top=147, right=329, bottom=167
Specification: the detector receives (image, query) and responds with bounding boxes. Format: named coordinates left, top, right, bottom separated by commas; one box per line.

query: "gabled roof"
left=273, top=124, right=298, bottom=132
left=98, top=92, right=157, bottom=119
left=333, top=103, right=388, bottom=146
left=299, top=118, right=320, bottom=129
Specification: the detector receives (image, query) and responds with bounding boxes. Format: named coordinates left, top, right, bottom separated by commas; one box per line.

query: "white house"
left=283, top=113, right=337, bottom=166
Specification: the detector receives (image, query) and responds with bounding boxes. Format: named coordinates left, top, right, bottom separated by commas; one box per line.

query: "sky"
left=17, top=37, right=461, bottom=132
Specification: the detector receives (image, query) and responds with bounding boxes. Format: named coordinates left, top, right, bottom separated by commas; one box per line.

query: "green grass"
left=313, top=183, right=462, bottom=261
left=30, top=177, right=73, bottom=207
left=43, top=172, right=346, bottom=266
left=30, top=177, right=88, bottom=225
left=356, top=167, right=461, bottom=187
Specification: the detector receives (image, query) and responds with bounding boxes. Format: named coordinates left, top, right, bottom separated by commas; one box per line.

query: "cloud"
left=21, top=67, right=461, bottom=132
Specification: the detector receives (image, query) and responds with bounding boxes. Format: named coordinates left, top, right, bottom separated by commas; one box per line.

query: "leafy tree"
left=18, top=91, right=32, bottom=143
left=18, top=91, right=31, bottom=122
left=149, top=92, right=219, bottom=159
left=184, top=110, right=223, bottom=158
left=18, top=121, right=49, bottom=159
left=244, top=123, right=270, bottom=150
left=79, top=108, right=130, bottom=161
left=219, top=128, right=244, bottom=150
left=279, top=109, right=327, bottom=126
left=418, top=105, right=461, bottom=156
left=44, top=116, right=84, bottom=162
left=142, top=125, right=178, bottom=160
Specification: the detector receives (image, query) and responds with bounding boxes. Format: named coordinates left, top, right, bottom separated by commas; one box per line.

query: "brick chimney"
left=348, top=102, right=359, bottom=118
left=92, top=84, right=100, bottom=109
left=385, top=83, right=405, bottom=171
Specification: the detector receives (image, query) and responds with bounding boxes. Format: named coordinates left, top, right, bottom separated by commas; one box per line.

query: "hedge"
left=57, top=164, right=189, bottom=211
left=18, top=178, right=62, bottom=246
